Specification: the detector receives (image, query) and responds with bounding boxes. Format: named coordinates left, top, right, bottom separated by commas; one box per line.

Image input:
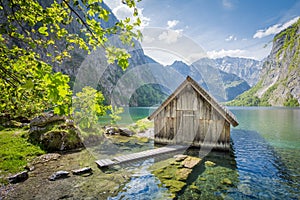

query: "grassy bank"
left=0, top=128, right=45, bottom=184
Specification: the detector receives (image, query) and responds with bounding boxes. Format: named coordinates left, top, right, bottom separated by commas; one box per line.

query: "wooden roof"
left=148, top=76, right=239, bottom=127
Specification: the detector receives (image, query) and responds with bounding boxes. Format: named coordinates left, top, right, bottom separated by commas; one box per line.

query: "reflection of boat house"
left=148, top=76, right=239, bottom=150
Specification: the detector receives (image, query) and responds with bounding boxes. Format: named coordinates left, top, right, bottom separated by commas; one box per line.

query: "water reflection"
left=177, top=148, right=238, bottom=199
left=105, top=107, right=300, bottom=199
left=230, top=107, right=300, bottom=149
left=107, top=147, right=239, bottom=200
left=230, top=129, right=299, bottom=199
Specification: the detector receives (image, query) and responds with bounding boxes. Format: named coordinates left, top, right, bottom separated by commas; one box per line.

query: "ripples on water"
left=228, top=129, right=299, bottom=199
left=108, top=159, right=172, bottom=200
left=107, top=108, right=300, bottom=199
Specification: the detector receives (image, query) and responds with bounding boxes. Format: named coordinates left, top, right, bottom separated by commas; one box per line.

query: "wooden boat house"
left=148, top=76, right=239, bottom=150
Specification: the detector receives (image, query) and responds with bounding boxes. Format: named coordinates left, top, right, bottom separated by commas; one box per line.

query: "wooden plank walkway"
left=95, top=145, right=188, bottom=168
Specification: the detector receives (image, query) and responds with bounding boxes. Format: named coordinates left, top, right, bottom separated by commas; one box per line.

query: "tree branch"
left=62, top=0, right=99, bottom=43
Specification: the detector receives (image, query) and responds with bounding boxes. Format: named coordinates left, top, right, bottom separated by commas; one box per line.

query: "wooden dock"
left=95, top=145, right=188, bottom=168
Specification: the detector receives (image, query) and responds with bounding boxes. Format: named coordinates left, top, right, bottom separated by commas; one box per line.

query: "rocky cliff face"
left=214, top=57, right=262, bottom=86
left=167, top=59, right=250, bottom=102
left=229, top=18, right=300, bottom=106
left=3, top=0, right=254, bottom=106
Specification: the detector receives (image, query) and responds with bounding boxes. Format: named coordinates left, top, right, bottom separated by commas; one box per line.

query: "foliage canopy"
left=0, top=0, right=141, bottom=119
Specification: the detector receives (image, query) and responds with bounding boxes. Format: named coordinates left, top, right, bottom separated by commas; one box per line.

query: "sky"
left=104, top=0, right=300, bottom=65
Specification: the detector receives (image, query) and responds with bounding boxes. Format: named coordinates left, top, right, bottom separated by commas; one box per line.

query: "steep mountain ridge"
left=229, top=18, right=300, bottom=106
left=4, top=0, right=257, bottom=106
left=214, top=56, right=262, bottom=86
left=167, top=59, right=250, bottom=102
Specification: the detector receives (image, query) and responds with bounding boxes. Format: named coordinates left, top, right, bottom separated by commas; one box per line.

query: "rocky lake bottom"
left=1, top=107, right=300, bottom=199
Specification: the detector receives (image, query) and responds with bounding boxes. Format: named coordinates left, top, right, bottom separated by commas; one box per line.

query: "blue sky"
left=104, top=0, right=300, bottom=64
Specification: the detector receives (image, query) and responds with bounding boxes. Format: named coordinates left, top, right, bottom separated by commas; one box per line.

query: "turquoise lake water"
left=107, top=107, right=300, bottom=199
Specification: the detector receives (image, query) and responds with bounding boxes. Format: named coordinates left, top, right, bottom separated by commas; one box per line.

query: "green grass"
left=284, top=96, right=300, bottom=107
left=128, top=118, right=153, bottom=133
left=0, top=128, right=45, bottom=184
left=274, top=18, right=300, bottom=59
left=226, top=80, right=263, bottom=106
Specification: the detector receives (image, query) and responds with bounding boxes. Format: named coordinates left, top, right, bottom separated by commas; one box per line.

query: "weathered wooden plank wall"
left=154, top=83, right=231, bottom=150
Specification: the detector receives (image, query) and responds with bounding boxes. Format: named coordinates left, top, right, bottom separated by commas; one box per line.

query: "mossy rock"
left=136, top=137, right=149, bottom=143
left=174, top=154, right=188, bottom=162
left=205, top=160, right=216, bottom=167
left=161, top=175, right=173, bottom=179
left=163, top=180, right=186, bottom=193
left=189, top=184, right=201, bottom=194
left=221, top=178, right=233, bottom=186
left=41, top=129, right=83, bottom=151
left=116, top=137, right=131, bottom=143
left=153, top=166, right=176, bottom=180
left=182, top=156, right=201, bottom=169
left=151, top=156, right=202, bottom=198
left=175, top=168, right=192, bottom=181
left=29, top=112, right=83, bottom=151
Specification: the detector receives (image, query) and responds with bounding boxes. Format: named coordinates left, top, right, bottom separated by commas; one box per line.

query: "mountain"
left=167, top=61, right=207, bottom=89
left=228, top=18, right=300, bottom=107
left=214, top=56, right=263, bottom=86
left=167, top=59, right=250, bottom=102
left=4, top=1, right=253, bottom=106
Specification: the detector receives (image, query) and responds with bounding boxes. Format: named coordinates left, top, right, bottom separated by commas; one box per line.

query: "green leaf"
left=38, top=26, right=48, bottom=36
left=22, top=80, right=34, bottom=90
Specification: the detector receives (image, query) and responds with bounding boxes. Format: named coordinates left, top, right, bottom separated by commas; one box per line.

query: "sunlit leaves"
left=106, top=46, right=131, bottom=70
left=0, top=0, right=142, bottom=119
left=38, top=27, right=48, bottom=36
left=73, top=86, right=110, bottom=129
left=109, top=106, right=124, bottom=124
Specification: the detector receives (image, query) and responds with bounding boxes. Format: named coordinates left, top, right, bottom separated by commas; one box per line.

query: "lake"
left=109, top=106, right=300, bottom=199
left=4, top=107, right=299, bottom=199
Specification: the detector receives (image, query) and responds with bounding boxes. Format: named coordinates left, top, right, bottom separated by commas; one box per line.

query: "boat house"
left=148, top=76, right=239, bottom=150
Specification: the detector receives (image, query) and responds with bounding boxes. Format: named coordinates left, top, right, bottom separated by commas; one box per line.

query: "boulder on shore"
left=104, top=126, right=134, bottom=137
left=72, top=167, right=93, bottom=175
left=48, top=171, right=70, bottom=181
left=8, top=171, right=29, bottom=184
left=29, top=112, right=83, bottom=152
left=119, top=128, right=134, bottom=137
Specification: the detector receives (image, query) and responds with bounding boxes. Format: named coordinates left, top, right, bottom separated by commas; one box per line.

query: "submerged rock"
left=205, top=160, right=216, bottom=167
left=119, top=128, right=134, bottom=137
left=174, top=154, right=188, bottom=162
left=163, top=180, right=186, bottom=193
left=151, top=156, right=202, bottom=198
left=189, top=184, right=202, bottom=194
left=221, top=178, right=233, bottom=186
left=176, top=168, right=192, bottom=181
left=48, top=171, right=70, bottom=181
left=105, top=127, right=134, bottom=137
left=182, top=156, right=201, bottom=169
left=8, top=171, right=28, bottom=184
left=105, top=127, right=119, bottom=135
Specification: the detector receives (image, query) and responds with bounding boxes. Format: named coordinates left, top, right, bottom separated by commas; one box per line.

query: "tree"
left=0, top=0, right=141, bottom=119
left=73, top=86, right=110, bottom=130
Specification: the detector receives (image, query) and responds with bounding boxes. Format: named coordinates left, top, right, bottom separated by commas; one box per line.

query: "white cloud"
left=104, top=1, right=150, bottom=28
left=225, top=35, right=237, bottom=41
left=222, top=0, right=233, bottom=9
left=158, top=29, right=183, bottom=44
left=253, top=16, right=299, bottom=39
left=167, top=20, right=179, bottom=29
left=142, top=35, right=155, bottom=43
left=207, top=49, right=249, bottom=59
left=144, top=49, right=185, bottom=66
